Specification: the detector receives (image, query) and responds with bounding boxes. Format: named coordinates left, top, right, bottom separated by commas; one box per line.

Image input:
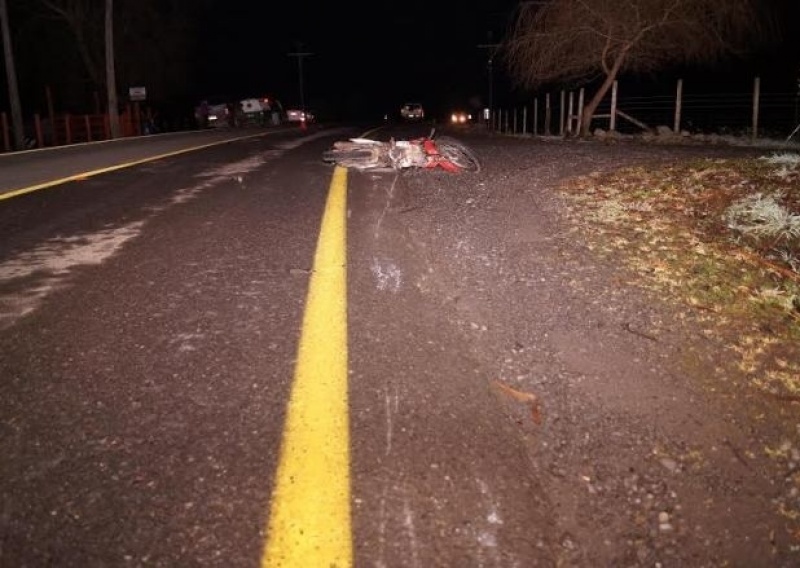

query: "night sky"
left=194, top=0, right=520, bottom=120
left=2, top=0, right=797, bottom=124
left=191, top=0, right=800, bottom=122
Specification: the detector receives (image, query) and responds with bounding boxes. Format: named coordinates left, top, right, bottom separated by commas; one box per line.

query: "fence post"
left=85, top=115, right=92, bottom=142
left=566, top=91, right=574, bottom=135
left=522, top=106, right=527, bottom=135
left=533, top=98, right=539, bottom=136
left=559, top=90, right=566, bottom=136
left=64, top=114, right=72, bottom=144
left=752, top=76, right=760, bottom=140
left=46, top=85, right=56, bottom=145
left=513, top=107, right=518, bottom=134
left=35, top=114, right=44, bottom=148
left=545, top=93, right=551, bottom=135
left=674, top=78, right=683, bottom=133
left=610, top=81, right=618, bottom=132
left=577, top=88, right=585, bottom=135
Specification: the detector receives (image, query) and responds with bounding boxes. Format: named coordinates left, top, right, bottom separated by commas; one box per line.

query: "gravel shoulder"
left=390, top=131, right=799, bottom=566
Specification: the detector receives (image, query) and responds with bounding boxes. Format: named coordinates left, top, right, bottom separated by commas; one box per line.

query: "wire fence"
left=490, top=77, right=800, bottom=141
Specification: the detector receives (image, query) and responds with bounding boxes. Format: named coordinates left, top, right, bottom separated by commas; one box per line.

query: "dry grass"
left=558, top=151, right=800, bottom=398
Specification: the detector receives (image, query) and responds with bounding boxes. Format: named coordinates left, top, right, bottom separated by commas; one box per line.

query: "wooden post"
left=559, top=90, right=565, bottom=135
left=610, top=80, right=618, bottom=131
left=513, top=107, right=518, bottom=134
left=752, top=76, right=760, bottom=140
left=64, top=114, right=72, bottom=144
left=545, top=93, right=551, bottom=135
left=1, top=112, right=9, bottom=152
left=34, top=114, right=44, bottom=148
left=134, top=102, right=142, bottom=136
left=533, top=98, right=539, bottom=136
left=566, top=91, right=574, bottom=135
left=84, top=115, right=92, bottom=142
left=46, top=86, right=56, bottom=145
left=577, top=88, right=585, bottom=135
left=674, top=78, right=683, bottom=133
left=522, top=106, right=527, bottom=135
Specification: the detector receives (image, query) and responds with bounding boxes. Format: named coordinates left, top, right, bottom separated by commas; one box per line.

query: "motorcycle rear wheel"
left=322, top=147, right=387, bottom=169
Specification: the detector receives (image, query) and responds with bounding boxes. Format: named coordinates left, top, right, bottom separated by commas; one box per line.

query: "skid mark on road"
left=274, top=129, right=343, bottom=150
left=373, top=172, right=400, bottom=238
left=0, top=147, right=298, bottom=329
left=474, top=477, right=504, bottom=565
left=195, top=155, right=267, bottom=178
left=0, top=221, right=144, bottom=330
left=402, top=497, right=422, bottom=568
left=370, top=257, right=402, bottom=293
left=384, top=385, right=399, bottom=457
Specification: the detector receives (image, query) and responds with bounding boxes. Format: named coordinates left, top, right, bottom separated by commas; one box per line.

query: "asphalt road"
left=0, top=123, right=555, bottom=566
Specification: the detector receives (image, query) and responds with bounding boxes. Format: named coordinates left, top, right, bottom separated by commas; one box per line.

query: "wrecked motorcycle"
left=322, top=130, right=481, bottom=173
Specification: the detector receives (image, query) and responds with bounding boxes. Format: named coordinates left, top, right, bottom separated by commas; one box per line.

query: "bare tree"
left=36, top=0, right=206, bottom=109
left=1, top=0, right=25, bottom=149
left=503, top=0, right=772, bottom=136
left=39, top=0, right=103, bottom=89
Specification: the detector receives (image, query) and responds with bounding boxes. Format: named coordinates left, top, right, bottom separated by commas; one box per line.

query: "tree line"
left=1, top=0, right=211, bottom=149
left=501, top=0, right=789, bottom=136
left=1, top=0, right=792, bottom=150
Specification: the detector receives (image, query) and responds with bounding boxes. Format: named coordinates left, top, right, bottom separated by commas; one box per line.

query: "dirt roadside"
left=391, top=132, right=799, bottom=566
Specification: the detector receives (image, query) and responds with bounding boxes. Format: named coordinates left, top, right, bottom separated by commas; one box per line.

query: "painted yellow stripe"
left=263, top=166, right=351, bottom=568
left=0, top=131, right=270, bottom=201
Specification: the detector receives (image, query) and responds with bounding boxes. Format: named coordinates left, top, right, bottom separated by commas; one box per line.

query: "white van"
left=400, top=102, right=425, bottom=120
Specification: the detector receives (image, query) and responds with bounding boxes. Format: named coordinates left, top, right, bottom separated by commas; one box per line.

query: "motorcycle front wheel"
left=434, top=136, right=481, bottom=173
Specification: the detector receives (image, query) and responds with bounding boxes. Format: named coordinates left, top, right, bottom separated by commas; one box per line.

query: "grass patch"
left=559, top=152, right=800, bottom=398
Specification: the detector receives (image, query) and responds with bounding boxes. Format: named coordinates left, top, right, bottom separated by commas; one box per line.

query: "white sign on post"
left=129, top=86, right=147, bottom=101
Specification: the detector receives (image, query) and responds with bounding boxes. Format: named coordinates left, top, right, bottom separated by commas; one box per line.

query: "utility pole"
left=0, top=0, right=24, bottom=150
left=287, top=44, right=313, bottom=119
left=477, top=32, right=499, bottom=128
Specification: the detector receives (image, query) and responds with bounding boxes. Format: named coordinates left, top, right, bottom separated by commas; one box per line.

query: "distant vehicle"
left=450, top=110, right=472, bottom=124
left=195, top=96, right=235, bottom=128
left=400, top=102, right=425, bottom=121
left=237, top=96, right=285, bottom=126
left=195, top=95, right=284, bottom=127
left=285, top=109, right=315, bottom=124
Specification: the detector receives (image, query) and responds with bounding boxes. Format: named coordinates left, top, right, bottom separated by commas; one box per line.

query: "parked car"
left=195, top=96, right=235, bottom=128
left=400, top=102, right=425, bottom=121
left=285, top=109, right=315, bottom=124
left=237, top=96, right=285, bottom=126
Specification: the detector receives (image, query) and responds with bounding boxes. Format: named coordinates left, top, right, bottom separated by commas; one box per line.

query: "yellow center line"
left=262, top=166, right=352, bottom=568
left=0, top=131, right=271, bottom=201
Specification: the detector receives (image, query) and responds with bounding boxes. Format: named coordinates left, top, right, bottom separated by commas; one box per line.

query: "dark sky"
left=192, top=0, right=800, bottom=121
left=195, top=1, right=520, bottom=120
